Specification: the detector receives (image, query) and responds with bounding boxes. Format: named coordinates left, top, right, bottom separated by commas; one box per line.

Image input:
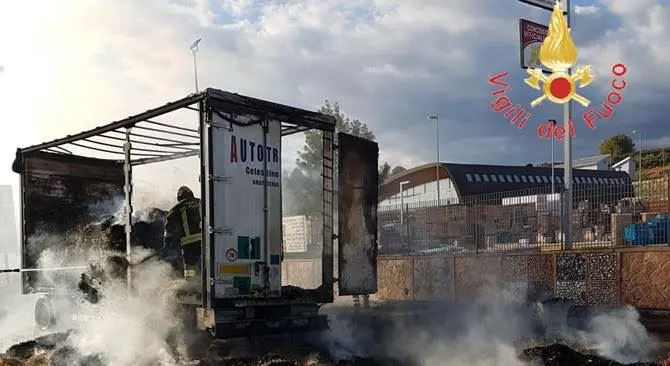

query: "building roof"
left=443, top=162, right=630, bottom=197
left=555, top=154, right=610, bottom=169
left=612, top=156, right=633, bottom=168
left=380, top=161, right=633, bottom=201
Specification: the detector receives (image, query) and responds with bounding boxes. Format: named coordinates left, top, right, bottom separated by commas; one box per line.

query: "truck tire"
left=34, top=295, right=57, bottom=331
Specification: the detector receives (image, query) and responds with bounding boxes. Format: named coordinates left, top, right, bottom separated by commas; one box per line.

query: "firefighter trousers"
left=182, top=241, right=201, bottom=280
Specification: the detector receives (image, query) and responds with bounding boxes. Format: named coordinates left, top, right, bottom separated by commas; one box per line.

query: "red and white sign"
left=519, top=19, right=549, bottom=72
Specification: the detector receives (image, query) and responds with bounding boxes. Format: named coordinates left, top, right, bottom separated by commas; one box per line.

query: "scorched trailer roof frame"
left=12, top=88, right=340, bottom=309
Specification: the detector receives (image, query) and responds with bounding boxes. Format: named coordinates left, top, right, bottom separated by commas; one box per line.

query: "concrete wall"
left=378, top=248, right=670, bottom=309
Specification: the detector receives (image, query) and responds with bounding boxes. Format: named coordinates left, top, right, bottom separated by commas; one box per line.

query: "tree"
left=378, top=163, right=407, bottom=185
left=285, top=100, right=376, bottom=216
left=599, top=135, right=635, bottom=162
left=379, top=162, right=392, bottom=183
left=390, top=166, right=407, bottom=176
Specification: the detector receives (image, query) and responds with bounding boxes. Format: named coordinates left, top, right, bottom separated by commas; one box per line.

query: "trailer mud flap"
left=337, top=133, right=378, bottom=296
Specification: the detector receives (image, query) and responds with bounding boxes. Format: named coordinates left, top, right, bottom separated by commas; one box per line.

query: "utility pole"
left=549, top=119, right=556, bottom=195
left=633, top=130, right=642, bottom=186
left=562, top=0, right=573, bottom=250
left=190, top=38, right=202, bottom=92
left=428, top=115, right=440, bottom=205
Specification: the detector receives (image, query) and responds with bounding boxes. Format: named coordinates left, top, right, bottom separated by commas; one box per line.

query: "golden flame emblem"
left=524, top=2, right=595, bottom=107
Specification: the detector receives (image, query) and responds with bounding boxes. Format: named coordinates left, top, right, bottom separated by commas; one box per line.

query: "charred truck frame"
left=11, top=88, right=379, bottom=339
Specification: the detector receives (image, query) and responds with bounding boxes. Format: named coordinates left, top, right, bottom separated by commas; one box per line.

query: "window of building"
left=521, top=175, right=528, bottom=183
left=505, top=174, right=513, bottom=183
left=541, top=176, right=549, bottom=183
left=535, top=176, right=542, bottom=183
left=466, top=173, right=473, bottom=182
left=556, top=177, right=562, bottom=183
left=490, top=174, right=498, bottom=182
left=498, top=174, right=506, bottom=182
left=617, top=178, right=624, bottom=184
left=513, top=175, right=521, bottom=182
left=528, top=176, right=535, bottom=183
left=482, top=174, right=489, bottom=182
left=474, top=174, right=481, bottom=182
left=573, top=177, right=578, bottom=183
left=585, top=177, right=592, bottom=184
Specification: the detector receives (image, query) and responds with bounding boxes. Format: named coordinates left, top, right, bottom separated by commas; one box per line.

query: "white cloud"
left=575, top=5, right=600, bottom=15
left=0, top=0, right=668, bottom=189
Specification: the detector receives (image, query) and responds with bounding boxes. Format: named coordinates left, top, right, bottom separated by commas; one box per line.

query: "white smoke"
left=1, top=235, right=191, bottom=365
left=0, top=194, right=193, bottom=365
left=576, top=306, right=659, bottom=363
left=64, top=249, right=187, bottom=365
left=0, top=287, right=39, bottom=353
left=322, top=280, right=661, bottom=366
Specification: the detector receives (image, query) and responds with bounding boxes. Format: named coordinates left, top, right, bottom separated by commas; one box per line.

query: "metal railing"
left=379, top=177, right=670, bottom=256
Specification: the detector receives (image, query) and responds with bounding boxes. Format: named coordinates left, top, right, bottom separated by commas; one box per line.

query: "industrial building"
left=377, top=156, right=637, bottom=255
left=380, top=157, right=633, bottom=208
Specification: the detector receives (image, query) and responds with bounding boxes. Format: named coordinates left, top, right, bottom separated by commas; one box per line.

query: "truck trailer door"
left=337, top=133, right=379, bottom=296
left=203, top=110, right=283, bottom=300
left=13, top=151, right=124, bottom=294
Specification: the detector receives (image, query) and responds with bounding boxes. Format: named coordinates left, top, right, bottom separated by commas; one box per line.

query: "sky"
left=0, top=0, right=668, bottom=188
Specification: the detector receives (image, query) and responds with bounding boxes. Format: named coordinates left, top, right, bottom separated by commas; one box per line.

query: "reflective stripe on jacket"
left=179, top=199, right=201, bottom=247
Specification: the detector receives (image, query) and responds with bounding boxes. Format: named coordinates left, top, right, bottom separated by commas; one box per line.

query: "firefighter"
left=164, top=186, right=202, bottom=281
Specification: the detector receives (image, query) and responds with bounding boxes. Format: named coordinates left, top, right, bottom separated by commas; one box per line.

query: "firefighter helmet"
left=177, top=186, right=194, bottom=201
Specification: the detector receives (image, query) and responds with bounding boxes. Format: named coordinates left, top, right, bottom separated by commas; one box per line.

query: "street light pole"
left=399, top=180, right=410, bottom=224
left=428, top=116, right=440, bottom=205
left=549, top=119, right=557, bottom=195
left=190, top=38, right=202, bottom=92
left=633, top=130, right=642, bottom=185
left=563, top=0, right=574, bottom=250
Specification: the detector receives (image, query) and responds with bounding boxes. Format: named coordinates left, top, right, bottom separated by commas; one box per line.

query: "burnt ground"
left=3, top=302, right=670, bottom=365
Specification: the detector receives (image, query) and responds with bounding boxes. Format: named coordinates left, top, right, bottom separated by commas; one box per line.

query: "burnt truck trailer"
left=9, top=88, right=379, bottom=342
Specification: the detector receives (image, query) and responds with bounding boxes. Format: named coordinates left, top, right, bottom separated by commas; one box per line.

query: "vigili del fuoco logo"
left=488, top=2, right=628, bottom=140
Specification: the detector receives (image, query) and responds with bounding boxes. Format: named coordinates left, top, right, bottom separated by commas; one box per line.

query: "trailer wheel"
left=34, top=296, right=57, bottom=331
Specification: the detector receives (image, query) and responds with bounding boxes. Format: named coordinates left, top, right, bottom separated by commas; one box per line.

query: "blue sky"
left=0, top=0, right=668, bottom=181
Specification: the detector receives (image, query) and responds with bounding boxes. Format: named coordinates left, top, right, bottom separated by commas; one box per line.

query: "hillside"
left=626, top=148, right=669, bottom=180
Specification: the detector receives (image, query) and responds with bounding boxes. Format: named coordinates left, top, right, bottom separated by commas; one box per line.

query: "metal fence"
left=378, top=177, right=670, bottom=256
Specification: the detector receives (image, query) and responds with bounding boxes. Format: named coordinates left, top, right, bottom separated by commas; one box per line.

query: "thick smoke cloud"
left=321, top=281, right=660, bottom=365
left=0, top=195, right=195, bottom=365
